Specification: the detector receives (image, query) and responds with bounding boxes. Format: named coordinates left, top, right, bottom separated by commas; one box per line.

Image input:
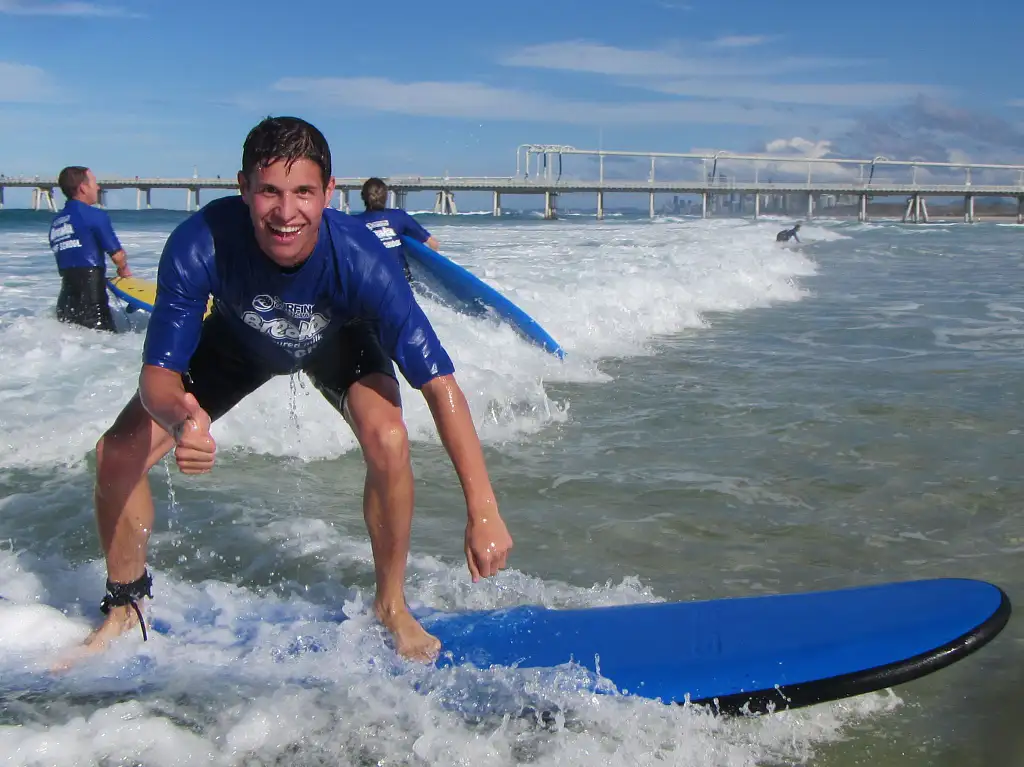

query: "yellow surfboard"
left=107, top=277, right=213, bottom=319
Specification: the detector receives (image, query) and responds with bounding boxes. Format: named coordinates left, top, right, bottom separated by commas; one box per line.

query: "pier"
left=3, top=148, right=1023, bottom=223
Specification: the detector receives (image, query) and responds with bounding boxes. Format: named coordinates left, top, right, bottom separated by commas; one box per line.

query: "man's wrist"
left=466, top=492, right=497, bottom=520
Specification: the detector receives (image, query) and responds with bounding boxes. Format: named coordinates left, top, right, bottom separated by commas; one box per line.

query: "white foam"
left=0, top=603, right=89, bottom=654
left=0, top=215, right=816, bottom=467
left=0, top=546, right=897, bottom=767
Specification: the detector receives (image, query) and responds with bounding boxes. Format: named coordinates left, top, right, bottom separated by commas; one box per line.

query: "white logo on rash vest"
left=365, top=219, right=401, bottom=248
left=242, top=294, right=331, bottom=358
left=49, top=216, right=82, bottom=252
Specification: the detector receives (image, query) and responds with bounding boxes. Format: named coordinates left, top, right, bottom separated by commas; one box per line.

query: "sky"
left=2, top=0, right=1024, bottom=206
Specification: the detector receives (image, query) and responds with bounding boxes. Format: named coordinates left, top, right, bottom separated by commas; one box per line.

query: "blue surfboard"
left=0, top=579, right=1008, bottom=716
left=418, top=577, right=1009, bottom=713
left=401, top=237, right=566, bottom=360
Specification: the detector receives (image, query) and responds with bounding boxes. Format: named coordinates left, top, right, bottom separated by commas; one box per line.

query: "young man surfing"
left=82, top=116, right=512, bottom=663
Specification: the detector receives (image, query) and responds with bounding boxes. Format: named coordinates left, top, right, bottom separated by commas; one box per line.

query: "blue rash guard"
left=143, top=195, right=455, bottom=387
left=48, top=199, right=123, bottom=271
left=353, top=208, right=432, bottom=251
left=353, top=208, right=433, bottom=277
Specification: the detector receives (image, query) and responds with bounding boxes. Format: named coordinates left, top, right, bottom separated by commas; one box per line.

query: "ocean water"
left=0, top=205, right=1020, bottom=766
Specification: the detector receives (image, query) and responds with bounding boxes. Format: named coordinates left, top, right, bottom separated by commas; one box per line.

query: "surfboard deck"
left=402, top=237, right=566, bottom=360
left=107, top=277, right=212, bottom=318
left=419, top=577, right=1010, bottom=713
left=0, top=578, right=1008, bottom=717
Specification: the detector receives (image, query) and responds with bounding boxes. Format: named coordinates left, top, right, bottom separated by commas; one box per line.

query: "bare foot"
left=50, top=603, right=145, bottom=673
left=374, top=600, right=440, bottom=663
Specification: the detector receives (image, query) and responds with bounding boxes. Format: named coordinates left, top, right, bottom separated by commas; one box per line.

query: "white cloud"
left=647, top=79, right=945, bottom=107
left=760, top=137, right=859, bottom=177
left=500, top=40, right=871, bottom=79
left=500, top=42, right=691, bottom=77
left=271, top=76, right=812, bottom=127
left=497, top=40, right=941, bottom=111
left=711, top=35, right=771, bottom=48
left=0, top=62, right=60, bottom=102
left=1007, top=99, right=1024, bottom=108
left=945, top=148, right=974, bottom=165
left=0, top=0, right=135, bottom=16
left=764, top=137, right=835, bottom=158
left=674, top=137, right=857, bottom=179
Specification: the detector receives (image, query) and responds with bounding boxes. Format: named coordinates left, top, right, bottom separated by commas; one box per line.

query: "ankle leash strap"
left=99, top=569, right=153, bottom=642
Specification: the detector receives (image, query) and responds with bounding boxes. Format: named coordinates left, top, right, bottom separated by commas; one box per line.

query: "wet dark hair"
left=58, top=166, right=90, bottom=199
left=241, top=116, right=332, bottom=188
left=361, top=177, right=388, bottom=210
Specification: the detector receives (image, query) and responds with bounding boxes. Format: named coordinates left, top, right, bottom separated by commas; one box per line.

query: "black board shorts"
left=181, top=311, right=398, bottom=422
left=56, top=266, right=116, bottom=332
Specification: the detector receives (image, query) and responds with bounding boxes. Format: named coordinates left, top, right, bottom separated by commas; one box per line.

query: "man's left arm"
left=421, top=374, right=513, bottom=581
left=399, top=211, right=440, bottom=251
left=97, top=211, right=131, bottom=277
left=345, top=226, right=512, bottom=580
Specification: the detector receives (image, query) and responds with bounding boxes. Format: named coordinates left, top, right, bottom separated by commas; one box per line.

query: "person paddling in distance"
left=76, top=116, right=512, bottom=664
left=775, top=223, right=801, bottom=243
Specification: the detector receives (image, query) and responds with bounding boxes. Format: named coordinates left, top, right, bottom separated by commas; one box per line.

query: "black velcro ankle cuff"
left=100, top=569, right=154, bottom=613
left=99, top=569, right=154, bottom=641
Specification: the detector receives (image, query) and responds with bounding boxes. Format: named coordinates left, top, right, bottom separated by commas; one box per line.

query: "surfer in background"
left=775, top=223, right=801, bottom=243
left=76, top=117, right=512, bottom=665
left=353, top=177, right=439, bottom=281
left=47, top=166, right=132, bottom=332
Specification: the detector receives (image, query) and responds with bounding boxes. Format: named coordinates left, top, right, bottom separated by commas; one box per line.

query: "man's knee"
left=359, top=417, right=410, bottom=473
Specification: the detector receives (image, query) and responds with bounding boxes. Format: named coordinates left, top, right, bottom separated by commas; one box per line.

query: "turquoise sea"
left=0, top=206, right=1020, bottom=766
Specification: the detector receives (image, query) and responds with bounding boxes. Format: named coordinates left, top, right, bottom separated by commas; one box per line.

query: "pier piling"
left=544, top=191, right=557, bottom=220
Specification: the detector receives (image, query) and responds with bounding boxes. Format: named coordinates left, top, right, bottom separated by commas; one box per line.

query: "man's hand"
left=464, top=501, right=513, bottom=582
left=172, top=393, right=216, bottom=474
left=111, top=250, right=131, bottom=278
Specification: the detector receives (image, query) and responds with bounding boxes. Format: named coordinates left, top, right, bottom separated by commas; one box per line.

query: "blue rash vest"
left=48, top=199, right=123, bottom=271
left=353, top=208, right=432, bottom=250
left=143, top=195, right=455, bottom=387
left=353, top=208, right=433, bottom=274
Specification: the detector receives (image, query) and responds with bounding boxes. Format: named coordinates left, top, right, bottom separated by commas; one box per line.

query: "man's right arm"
left=140, top=216, right=215, bottom=436
left=139, top=365, right=191, bottom=437
left=140, top=364, right=216, bottom=476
